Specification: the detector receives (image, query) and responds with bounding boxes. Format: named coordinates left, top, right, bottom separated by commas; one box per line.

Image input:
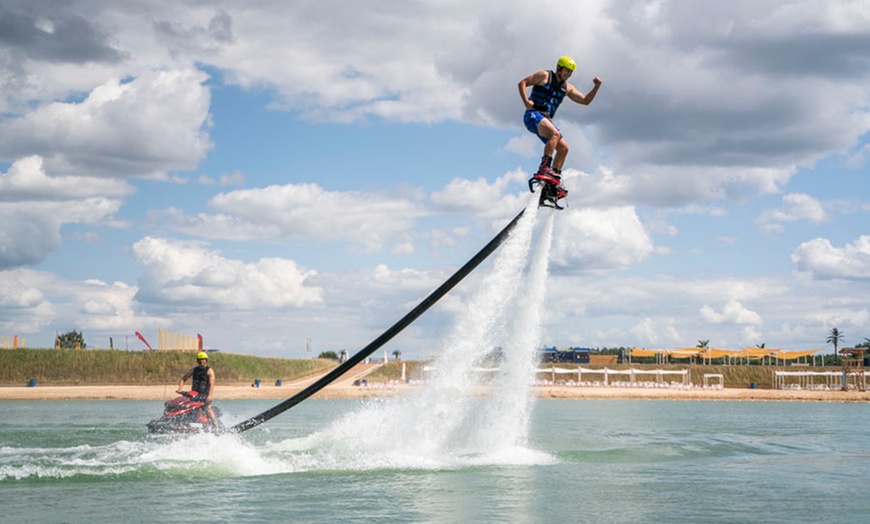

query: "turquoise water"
left=2, top=398, right=868, bottom=523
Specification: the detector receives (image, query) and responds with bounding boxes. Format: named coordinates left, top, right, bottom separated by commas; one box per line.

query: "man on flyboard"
left=518, top=56, right=602, bottom=208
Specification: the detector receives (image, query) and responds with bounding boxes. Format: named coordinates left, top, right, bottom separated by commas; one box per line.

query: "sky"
left=1, top=0, right=868, bottom=359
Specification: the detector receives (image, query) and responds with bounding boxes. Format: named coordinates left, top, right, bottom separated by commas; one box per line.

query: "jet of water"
left=312, top=191, right=554, bottom=466
left=472, top=210, right=555, bottom=451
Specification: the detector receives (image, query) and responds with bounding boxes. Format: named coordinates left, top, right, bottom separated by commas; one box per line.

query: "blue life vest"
left=529, top=70, right=567, bottom=117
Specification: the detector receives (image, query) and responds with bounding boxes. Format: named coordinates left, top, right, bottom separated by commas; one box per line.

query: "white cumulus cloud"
left=150, top=182, right=425, bottom=252
left=0, top=156, right=130, bottom=269
left=792, top=236, right=870, bottom=280
left=551, top=206, right=654, bottom=270
left=757, top=193, right=827, bottom=234
left=132, top=237, right=324, bottom=310
left=700, top=300, right=763, bottom=326
left=0, top=69, right=212, bottom=178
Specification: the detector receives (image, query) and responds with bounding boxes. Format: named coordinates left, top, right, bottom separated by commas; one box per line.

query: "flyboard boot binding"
left=528, top=166, right=568, bottom=210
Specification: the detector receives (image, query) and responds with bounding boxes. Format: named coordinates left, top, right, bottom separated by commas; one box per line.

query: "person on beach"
left=178, top=351, right=218, bottom=427
left=518, top=56, right=602, bottom=191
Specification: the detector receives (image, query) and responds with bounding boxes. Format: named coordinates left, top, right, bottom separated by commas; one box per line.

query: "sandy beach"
left=1, top=382, right=868, bottom=402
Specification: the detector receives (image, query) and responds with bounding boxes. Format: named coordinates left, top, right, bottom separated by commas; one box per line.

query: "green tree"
left=826, top=327, right=844, bottom=365
left=392, top=349, right=402, bottom=361
left=56, top=330, right=86, bottom=349
left=317, top=350, right=339, bottom=360
left=696, top=340, right=709, bottom=348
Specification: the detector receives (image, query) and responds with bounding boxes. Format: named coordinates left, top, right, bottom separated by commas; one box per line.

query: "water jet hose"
left=232, top=208, right=526, bottom=433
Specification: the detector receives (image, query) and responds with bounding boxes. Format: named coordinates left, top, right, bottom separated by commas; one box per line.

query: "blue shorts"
left=523, top=110, right=559, bottom=144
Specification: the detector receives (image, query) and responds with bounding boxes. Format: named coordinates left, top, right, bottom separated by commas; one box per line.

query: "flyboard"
left=231, top=208, right=527, bottom=433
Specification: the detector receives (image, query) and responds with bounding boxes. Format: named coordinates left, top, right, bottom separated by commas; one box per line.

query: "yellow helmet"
left=557, top=56, right=576, bottom=71
left=196, top=351, right=209, bottom=360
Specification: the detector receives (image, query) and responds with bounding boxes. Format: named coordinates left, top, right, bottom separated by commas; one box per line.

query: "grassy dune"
left=0, top=349, right=336, bottom=386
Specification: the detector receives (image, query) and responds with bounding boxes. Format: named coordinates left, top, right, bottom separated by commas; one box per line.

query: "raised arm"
left=567, top=77, right=602, bottom=105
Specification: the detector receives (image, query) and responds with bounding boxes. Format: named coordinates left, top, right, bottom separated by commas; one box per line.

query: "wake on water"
left=2, top=191, right=559, bottom=480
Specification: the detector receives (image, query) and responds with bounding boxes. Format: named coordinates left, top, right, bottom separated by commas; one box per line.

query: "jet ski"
left=147, top=390, right=224, bottom=434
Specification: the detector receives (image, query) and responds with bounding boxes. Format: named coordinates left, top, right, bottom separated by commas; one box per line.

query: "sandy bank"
left=1, top=383, right=868, bottom=402
left=0, top=383, right=402, bottom=401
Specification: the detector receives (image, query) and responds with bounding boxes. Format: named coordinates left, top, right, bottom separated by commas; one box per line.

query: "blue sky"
left=1, top=0, right=868, bottom=358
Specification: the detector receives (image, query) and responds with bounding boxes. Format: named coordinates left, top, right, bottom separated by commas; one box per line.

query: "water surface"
left=2, top=398, right=867, bottom=523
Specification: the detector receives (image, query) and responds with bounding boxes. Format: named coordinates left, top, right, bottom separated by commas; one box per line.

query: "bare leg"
left=553, top=137, right=570, bottom=171
left=206, top=405, right=219, bottom=427
left=536, top=118, right=561, bottom=161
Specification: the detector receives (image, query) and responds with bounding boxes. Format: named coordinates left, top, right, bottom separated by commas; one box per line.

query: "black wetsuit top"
left=191, top=366, right=211, bottom=400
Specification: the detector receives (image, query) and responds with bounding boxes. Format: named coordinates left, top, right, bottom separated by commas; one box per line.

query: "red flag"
left=135, top=331, right=153, bottom=351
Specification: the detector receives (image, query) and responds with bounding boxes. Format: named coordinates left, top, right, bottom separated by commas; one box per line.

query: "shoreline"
left=1, top=383, right=868, bottom=402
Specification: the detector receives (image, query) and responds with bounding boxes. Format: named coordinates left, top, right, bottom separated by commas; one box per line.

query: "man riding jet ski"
left=147, top=351, right=223, bottom=434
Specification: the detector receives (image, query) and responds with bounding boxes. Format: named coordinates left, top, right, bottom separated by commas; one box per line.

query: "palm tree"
left=695, top=340, right=710, bottom=365
left=392, top=349, right=402, bottom=361
left=826, top=327, right=844, bottom=365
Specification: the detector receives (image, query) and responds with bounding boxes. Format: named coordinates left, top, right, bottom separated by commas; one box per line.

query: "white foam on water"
left=0, top=441, right=145, bottom=480
left=139, top=432, right=291, bottom=476
left=0, top=430, right=319, bottom=480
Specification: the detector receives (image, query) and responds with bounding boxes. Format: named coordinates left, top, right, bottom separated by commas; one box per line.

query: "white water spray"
left=472, top=209, right=555, bottom=451
left=304, top=191, right=558, bottom=468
